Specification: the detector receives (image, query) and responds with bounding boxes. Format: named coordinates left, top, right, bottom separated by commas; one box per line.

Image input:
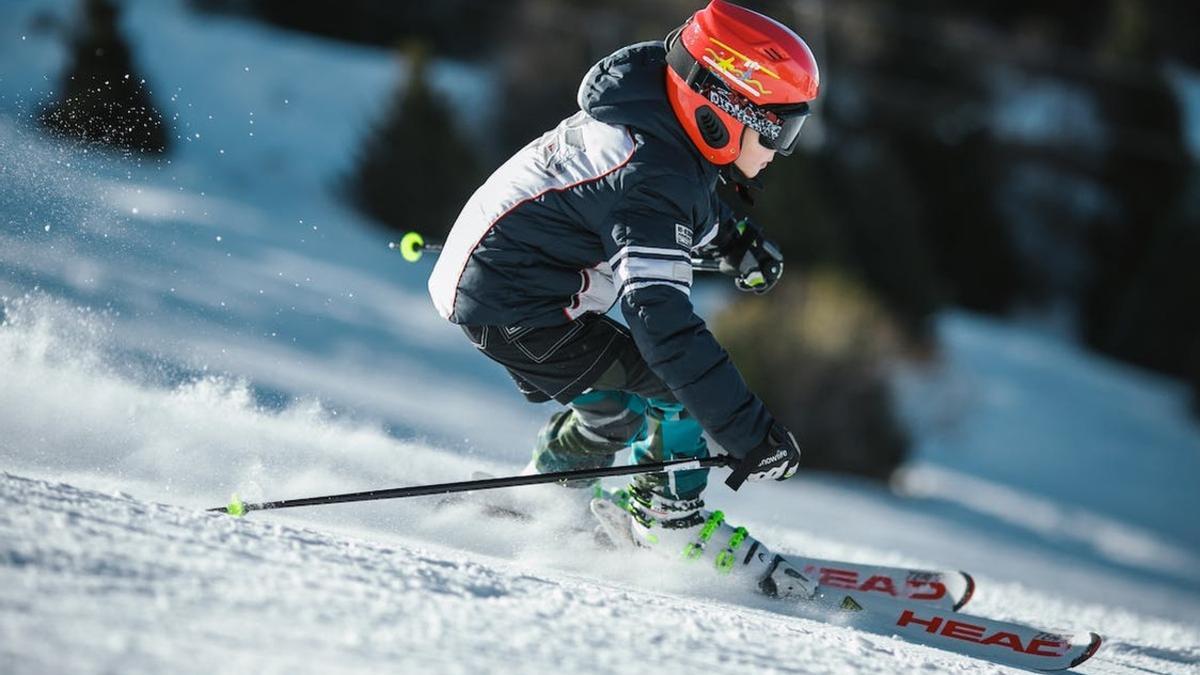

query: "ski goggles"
left=666, top=34, right=811, bottom=156
left=703, top=85, right=809, bottom=156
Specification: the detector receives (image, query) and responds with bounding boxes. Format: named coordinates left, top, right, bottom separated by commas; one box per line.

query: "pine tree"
left=346, top=43, right=480, bottom=238
left=40, top=0, right=169, bottom=154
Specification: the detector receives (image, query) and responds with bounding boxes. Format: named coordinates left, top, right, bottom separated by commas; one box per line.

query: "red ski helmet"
left=665, top=0, right=820, bottom=165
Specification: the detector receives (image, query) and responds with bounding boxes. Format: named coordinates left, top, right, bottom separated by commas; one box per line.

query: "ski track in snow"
left=4, top=472, right=1198, bottom=675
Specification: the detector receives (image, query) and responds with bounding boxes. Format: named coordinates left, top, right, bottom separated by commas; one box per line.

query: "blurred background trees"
left=61, top=0, right=1197, bottom=478
left=41, top=0, right=169, bottom=153
left=343, top=43, right=484, bottom=238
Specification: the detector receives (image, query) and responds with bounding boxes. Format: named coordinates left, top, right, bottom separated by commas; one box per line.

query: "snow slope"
left=4, top=472, right=1198, bottom=675
left=2, top=1, right=1200, bottom=673
left=2, top=291, right=1198, bottom=673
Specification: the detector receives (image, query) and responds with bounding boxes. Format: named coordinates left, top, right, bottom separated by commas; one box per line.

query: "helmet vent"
left=762, top=47, right=786, bottom=62
left=695, top=106, right=729, bottom=148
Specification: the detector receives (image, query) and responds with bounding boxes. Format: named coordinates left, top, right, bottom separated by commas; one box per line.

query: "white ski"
left=589, top=497, right=973, bottom=611
left=590, top=499, right=1102, bottom=671
left=826, top=589, right=1103, bottom=671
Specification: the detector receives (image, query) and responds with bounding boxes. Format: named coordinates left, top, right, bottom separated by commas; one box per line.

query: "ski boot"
left=592, top=485, right=818, bottom=601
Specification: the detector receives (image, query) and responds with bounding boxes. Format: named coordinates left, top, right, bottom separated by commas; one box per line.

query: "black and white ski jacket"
left=428, top=41, right=773, bottom=457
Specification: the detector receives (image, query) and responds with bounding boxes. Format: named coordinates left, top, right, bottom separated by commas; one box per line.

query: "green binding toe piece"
left=399, top=231, right=425, bottom=262
left=226, top=494, right=246, bottom=517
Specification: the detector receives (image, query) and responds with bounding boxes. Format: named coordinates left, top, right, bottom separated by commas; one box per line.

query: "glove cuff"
left=723, top=424, right=777, bottom=492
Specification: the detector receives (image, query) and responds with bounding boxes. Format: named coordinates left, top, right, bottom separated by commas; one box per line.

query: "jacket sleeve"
left=603, top=177, right=773, bottom=458
left=695, top=197, right=743, bottom=257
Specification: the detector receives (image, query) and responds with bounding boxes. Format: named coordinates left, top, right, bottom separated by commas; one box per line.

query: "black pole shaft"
left=210, top=455, right=734, bottom=514
left=396, top=237, right=723, bottom=273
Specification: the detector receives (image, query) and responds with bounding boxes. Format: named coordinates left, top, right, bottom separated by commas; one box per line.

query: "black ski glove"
left=724, top=423, right=802, bottom=491
left=718, top=218, right=784, bottom=294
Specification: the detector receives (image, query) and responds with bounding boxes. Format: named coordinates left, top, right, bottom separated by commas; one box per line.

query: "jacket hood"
left=577, top=41, right=702, bottom=164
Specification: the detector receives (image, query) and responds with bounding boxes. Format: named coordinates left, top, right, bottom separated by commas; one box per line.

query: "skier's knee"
left=570, top=391, right=648, bottom=445
left=574, top=411, right=645, bottom=447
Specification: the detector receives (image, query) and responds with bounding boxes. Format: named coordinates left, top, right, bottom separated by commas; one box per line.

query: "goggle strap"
left=666, top=33, right=704, bottom=86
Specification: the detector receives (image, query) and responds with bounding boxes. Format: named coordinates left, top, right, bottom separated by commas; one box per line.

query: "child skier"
left=429, top=0, right=820, bottom=597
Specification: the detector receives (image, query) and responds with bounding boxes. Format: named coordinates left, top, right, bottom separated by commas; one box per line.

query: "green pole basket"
left=396, top=231, right=425, bottom=262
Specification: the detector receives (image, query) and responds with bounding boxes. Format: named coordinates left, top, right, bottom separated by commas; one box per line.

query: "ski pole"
left=210, top=454, right=736, bottom=516
left=389, top=231, right=724, bottom=272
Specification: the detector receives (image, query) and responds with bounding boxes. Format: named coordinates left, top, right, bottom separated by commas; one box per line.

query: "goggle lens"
left=756, top=108, right=807, bottom=156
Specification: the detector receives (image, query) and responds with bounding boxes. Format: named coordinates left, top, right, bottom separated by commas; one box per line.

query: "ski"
left=440, top=472, right=1100, bottom=669
left=588, top=499, right=1101, bottom=671
left=820, top=588, right=1103, bottom=671
left=788, top=555, right=972, bottom=611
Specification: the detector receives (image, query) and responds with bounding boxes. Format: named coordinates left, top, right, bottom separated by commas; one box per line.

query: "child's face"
left=733, top=129, right=776, bottom=179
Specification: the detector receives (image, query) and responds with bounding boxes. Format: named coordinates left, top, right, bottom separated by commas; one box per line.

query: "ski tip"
left=1070, top=632, right=1103, bottom=668
left=226, top=493, right=246, bottom=518
left=953, top=571, right=976, bottom=611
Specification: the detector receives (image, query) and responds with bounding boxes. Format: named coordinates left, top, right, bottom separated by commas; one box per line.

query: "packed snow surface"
left=3, top=473, right=1198, bottom=675
left=2, top=0, right=1199, bottom=673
